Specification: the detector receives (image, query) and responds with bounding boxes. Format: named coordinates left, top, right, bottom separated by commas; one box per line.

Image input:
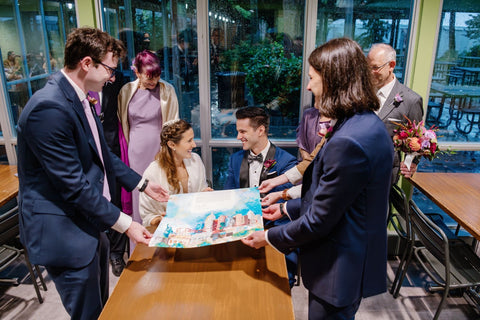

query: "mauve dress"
left=128, top=85, right=162, bottom=224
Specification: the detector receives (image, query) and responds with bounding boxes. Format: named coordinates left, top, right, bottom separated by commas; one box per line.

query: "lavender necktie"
left=82, top=98, right=111, bottom=201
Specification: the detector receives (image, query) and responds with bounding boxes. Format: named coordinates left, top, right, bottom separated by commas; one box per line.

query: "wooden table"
left=410, top=172, right=480, bottom=240
left=99, top=240, right=294, bottom=320
left=0, top=165, right=18, bottom=207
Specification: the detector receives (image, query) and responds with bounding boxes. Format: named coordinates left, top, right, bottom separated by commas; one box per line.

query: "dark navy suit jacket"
left=267, top=111, right=393, bottom=307
left=224, top=143, right=297, bottom=193
left=17, top=72, right=140, bottom=268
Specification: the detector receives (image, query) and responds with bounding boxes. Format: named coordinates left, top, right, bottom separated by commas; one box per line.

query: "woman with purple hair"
left=118, top=50, right=179, bottom=237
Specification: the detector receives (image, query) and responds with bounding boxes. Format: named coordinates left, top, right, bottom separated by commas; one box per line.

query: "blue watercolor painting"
left=149, top=187, right=264, bottom=248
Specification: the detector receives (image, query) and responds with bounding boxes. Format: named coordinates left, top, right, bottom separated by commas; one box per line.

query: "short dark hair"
left=235, top=107, right=270, bottom=133
left=64, top=27, right=126, bottom=70
left=308, top=38, right=379, bottom=119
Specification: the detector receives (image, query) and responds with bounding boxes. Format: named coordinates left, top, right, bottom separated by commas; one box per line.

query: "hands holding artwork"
left=262, top=203, right=283, bottom=221
left=125, top=221, right=152, bottom=246
left=258, top=174, right=289, bottom=194
left=241, top=230, right=267, bottom=249
left=261, top=191, right=282, bottom=206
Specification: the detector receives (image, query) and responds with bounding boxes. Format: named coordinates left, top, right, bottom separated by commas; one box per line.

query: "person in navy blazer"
left=243, top=38, right=394, bottom=319
left=17, top=28, right=168, bottom=320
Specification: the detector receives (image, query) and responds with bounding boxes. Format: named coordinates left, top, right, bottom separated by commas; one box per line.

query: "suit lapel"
left=55, top=73, right=105, bottom=169
left=239, top=151, right=249, bottom=188
left=259, top=144, right=276, bottom=184
left=378, top=79, right=403, bottom=121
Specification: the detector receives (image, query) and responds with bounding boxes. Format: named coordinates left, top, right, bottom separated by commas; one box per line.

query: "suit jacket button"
left=99, top=178, right=104, bottom=184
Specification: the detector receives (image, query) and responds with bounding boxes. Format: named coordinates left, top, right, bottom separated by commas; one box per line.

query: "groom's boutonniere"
left=394, top=93, right=403, bottom=106
left=87, top=95, right=98, bottom=107
left=263, top=159, right=276, bottom=171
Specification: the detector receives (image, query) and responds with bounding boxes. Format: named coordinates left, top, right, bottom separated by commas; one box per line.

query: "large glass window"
left=209, top=1, right=305, bottom=140
left=0, top=0, right=76, bottom=134
left=102, top=0, right=200, bottom=136
left=427, top=1, right=480, bottom=142
left=316, top=0, right=414, bottom=83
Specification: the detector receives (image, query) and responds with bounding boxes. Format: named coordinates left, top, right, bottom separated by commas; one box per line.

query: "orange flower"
left=408, top=137, right=421, bottom=152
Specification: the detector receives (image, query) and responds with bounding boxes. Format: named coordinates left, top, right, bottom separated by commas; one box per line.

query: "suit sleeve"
left=407, top=93, right=424, bottom=122
left=23, top=102, right=121, bottom=229
left=223, top=154, right=237, bottom=190
left=267, top=137, right=370, bottom=254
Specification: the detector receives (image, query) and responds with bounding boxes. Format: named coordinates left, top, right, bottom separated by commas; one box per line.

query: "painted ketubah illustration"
left=149, top=188, right=264, bottom=248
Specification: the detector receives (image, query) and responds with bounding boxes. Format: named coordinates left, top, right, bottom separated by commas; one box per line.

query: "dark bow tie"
left=248, top=153, right=263, bottom=164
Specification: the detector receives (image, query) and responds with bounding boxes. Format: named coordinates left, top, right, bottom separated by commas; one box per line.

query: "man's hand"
left=125, top=221, right=152, bottom=246
left=241, top=230, right=267, bottom=249
left=261, top=191, right=282, bottom=206
left=144, top=181, right=169, bottom=202
left=258, top=174, right=288, bottom=193
left=262, top=203, right=283, bottom=221
left=400, top=162, right=417, bottom=179
left=202, top=187, right=214, bottom=192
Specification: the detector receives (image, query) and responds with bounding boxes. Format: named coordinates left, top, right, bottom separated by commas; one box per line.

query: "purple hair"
left=133, top=50, right=161, bottom=77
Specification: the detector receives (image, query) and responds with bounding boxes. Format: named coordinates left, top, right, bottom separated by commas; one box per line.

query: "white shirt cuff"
left=265, top=229, right=283, bottom=254
left=288, top=185, right=302, bottom=200
left=285, top=166, right=302, bottom=184
left=137, top=177, right=147, bottom=190
left=111, top=212, right=132, bottom=233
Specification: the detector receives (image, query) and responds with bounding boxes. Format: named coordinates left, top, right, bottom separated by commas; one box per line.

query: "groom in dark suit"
left=224, top=106, right=298, bottom=286
left=367, top=43, right=424, bottom=183
left=224, top=107, right=296, bottom=193
left=243, top=38, right=393, bottom=319
left=17, top=28, right=169, bottom=320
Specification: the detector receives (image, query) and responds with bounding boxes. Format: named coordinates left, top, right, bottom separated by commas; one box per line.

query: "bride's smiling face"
left=169, top=128, right=196, bottom=161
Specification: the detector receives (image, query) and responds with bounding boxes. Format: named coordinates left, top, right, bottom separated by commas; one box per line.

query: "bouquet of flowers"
left=391, top=115, right=440, bottom=169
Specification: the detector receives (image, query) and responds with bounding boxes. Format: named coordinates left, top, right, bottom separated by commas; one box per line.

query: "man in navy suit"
left=224, top=107, right=296, bottom=192
left=243, top=38, right=394, bottom=319
left=224, top=106, right=298, bottom=286
left=367, top=43, right=423, bottom=183
left=17, top=28, right=169, bottom=320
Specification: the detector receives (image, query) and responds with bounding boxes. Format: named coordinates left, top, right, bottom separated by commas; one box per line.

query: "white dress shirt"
left=249, top=141, right=271, bottom=188
left=375, top=76, right=396, bottom=113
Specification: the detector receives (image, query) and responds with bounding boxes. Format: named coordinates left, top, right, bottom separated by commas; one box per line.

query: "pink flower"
left=399, top=131, right=409, bottom=139
left=394, top=94, right=403, bottom=103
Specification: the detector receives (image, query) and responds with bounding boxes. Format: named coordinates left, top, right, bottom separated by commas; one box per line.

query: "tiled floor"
left=1, top=254, right=479, bottom=319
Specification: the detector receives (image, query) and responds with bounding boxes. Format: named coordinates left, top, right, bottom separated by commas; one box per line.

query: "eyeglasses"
left=98, top=62, right=117, bottom=78
left=370, top=61, right=390, bottom=72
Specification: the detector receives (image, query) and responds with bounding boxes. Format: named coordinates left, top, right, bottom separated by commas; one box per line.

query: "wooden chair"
left=0, top=198, right=47, bottom=303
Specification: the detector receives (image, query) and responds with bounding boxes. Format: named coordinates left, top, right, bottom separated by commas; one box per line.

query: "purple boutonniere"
left=263, top=159, right=277, bottom=171
left=394, top=93, right=403, bottom=104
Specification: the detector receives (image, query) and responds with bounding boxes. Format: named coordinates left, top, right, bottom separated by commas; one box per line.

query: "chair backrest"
left=408, top=200, right=449, bottom=266
left=0, top=198, right=20, bottom=246
left=389, top=184, right=409, bottom=238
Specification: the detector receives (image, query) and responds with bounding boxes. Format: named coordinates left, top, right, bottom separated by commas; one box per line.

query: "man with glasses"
left=17, top=27, right=169, bottom=320
left=367, top=43, right=423, bottom=184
